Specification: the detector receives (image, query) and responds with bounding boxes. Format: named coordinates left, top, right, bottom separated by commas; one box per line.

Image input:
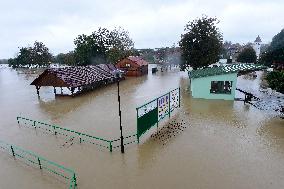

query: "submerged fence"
left=17, top=116, right=137, bottom=152
left=136, top=87, right=181, bottom=142
left=0, top=140, right=77, bottom=189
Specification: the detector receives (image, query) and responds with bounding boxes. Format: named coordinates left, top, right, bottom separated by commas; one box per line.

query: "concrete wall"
left=190, top=73, right=237, bottom=100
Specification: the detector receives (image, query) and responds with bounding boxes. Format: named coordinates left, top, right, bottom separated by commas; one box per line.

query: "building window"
left=210, top=81, right=232, bottom=94
left=125, top=63, right=131, bottom=67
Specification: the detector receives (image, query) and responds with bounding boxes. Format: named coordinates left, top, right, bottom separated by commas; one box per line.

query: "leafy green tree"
left=259, top=47, right=284, bottom=66
left=55, top=52, right=76, bottom=66
left=107, top=27, right=134, bottom=63
left=259, top=28, right=284, bottom=66
left=179, top=15, right=223, bottom=70
left=8, top=41, right=52, bottom=68
left=266, top=71, right=284, bottom=93
left=236, top=46, right=257, bottom=63
left=74, top=27, right=134, bottom=65
left=268, top=29, right=284, bottom=51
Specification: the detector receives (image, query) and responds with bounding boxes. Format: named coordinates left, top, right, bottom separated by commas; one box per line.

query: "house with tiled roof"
left=189, top=64, right=266, bottom=100
left=116, top=56, right=149, bottom=76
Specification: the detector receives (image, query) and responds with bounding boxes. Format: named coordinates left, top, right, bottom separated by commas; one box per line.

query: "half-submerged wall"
left=190, top=72, right=237, bottom=100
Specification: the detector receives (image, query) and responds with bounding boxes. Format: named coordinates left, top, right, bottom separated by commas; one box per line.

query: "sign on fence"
left=136, top=87, right=180, bottom=142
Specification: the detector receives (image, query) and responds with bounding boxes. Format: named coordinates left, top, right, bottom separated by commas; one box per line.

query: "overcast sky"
left=1, top=0, right=284, bottom=58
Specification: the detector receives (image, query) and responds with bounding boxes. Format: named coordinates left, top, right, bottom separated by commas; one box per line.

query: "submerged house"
left=31, top=65, right=117, bottom=97
left=189, top=64, right=266, bottom=100
left=116, top=56, right=149, bottom=77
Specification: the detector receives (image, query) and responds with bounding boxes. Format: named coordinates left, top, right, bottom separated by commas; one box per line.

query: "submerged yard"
left=0, top=65, right=284, bottom=189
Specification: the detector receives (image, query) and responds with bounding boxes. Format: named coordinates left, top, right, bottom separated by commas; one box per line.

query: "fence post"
left=79, top=133, right=82, bottom=144
left=137, top=135, right=139, bottom=144
left=17, top=117, right=20, bottom=124
left=168, top=92, right=171, bottom=118
left=38, top=157, right=42, bottom=169
left=33, top=121, right=36, bottom=129
left=53, top=126, right=57, bottom=135
left=109, top=141, right=112, bottom=152
left=179, top=87, right=181, bottom=108
left=73, top=173, right=77, bottom=187
left=10, top=145, right=15, bottom=157
left=136, top=109, right=139, bottom=144
left=156, top=98, right=159, bottom=129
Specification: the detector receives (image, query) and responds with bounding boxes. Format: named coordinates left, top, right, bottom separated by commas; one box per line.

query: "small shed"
left=189, top=64, right=266, bottom=100
left=116, top=56, right=148, bottom=77
left=31, top=65, right=116, bottom=97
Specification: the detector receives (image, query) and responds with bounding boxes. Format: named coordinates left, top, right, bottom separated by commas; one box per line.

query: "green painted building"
left=189, top=64, right=265, bottom=100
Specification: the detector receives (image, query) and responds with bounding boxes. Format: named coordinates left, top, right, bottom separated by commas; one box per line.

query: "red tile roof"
left=127, top=56, right=148, bottom=66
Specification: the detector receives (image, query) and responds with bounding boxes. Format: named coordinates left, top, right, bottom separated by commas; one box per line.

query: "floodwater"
left=0, top=64, right=284, bottom=189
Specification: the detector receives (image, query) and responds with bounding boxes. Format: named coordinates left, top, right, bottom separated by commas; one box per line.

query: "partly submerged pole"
left=117, top=74, right=124, bottom=153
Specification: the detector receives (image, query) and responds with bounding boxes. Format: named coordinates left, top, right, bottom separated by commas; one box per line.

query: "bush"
left=266, top=71, right=284, bottom=93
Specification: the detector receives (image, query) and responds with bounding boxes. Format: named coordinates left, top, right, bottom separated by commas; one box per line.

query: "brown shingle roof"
left=127, top=56, right=149, bottom=66
left=31, top=65, right=115, bottom=87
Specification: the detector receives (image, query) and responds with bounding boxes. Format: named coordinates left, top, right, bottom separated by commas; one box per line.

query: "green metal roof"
left=189, top=64, right=266, bottom=79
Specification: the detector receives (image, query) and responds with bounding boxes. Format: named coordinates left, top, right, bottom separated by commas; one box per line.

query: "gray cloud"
left=1, top=0, right=284, bottom=58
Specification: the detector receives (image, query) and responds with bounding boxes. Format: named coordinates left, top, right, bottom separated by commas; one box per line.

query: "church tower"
left=253, top=35, right=262, bottom=59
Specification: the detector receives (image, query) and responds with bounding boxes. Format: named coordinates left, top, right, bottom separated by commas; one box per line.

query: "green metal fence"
left=136, top=87, right=181, bottom=142
left=0, top=140, right=77, bottom=189
left=17, top=116, right=137, bottom=152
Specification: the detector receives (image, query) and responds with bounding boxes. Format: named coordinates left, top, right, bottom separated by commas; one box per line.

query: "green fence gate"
left=136, top=87, right=181, bottom=142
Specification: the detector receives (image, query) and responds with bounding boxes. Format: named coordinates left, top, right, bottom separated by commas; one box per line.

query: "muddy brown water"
left=0, top=65, right=284, bottom=189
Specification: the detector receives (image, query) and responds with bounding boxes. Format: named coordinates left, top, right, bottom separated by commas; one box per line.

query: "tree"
left=107, top=27, right=134, bottom=63
left=266, top=71, right=284, bottom=93
left=259, top=47, right=284, bottom=66
left=74, top=27, right=134, bottom=66
left=236, top=46, right=257, bottom=63
left=179, top=15, right=223, bottom=70
left=55, top=52, right=76, bottom=66
left=8, top=41, right=52, bottom=68
left=259, top=28, right=284, bottom=66
left=268, top=29, right=284, bottom=51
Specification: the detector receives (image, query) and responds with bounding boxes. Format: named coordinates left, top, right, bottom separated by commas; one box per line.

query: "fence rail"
left=17, top=116, right=137, bottom=152
left=0, top=140, right=77, bottom=189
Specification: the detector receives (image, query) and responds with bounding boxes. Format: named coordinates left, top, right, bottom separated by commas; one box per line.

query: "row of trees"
left=8, top=41, right=53, bottom=68
left=8, top=27, right=135, bottom=68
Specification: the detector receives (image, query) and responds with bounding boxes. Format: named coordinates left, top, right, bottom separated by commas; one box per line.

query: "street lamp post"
left=116, top=71, right=124, bottom=153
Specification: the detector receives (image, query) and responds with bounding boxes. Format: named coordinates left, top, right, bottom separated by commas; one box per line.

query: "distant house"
left=116, top=56, right=149, bottom=77
left=31, top=65, right=116, bottom=96
left=189, top=64, right=266, bottom=100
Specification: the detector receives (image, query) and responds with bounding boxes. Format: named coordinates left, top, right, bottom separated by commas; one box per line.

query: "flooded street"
left=0, top=65, right=284, bottom=189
